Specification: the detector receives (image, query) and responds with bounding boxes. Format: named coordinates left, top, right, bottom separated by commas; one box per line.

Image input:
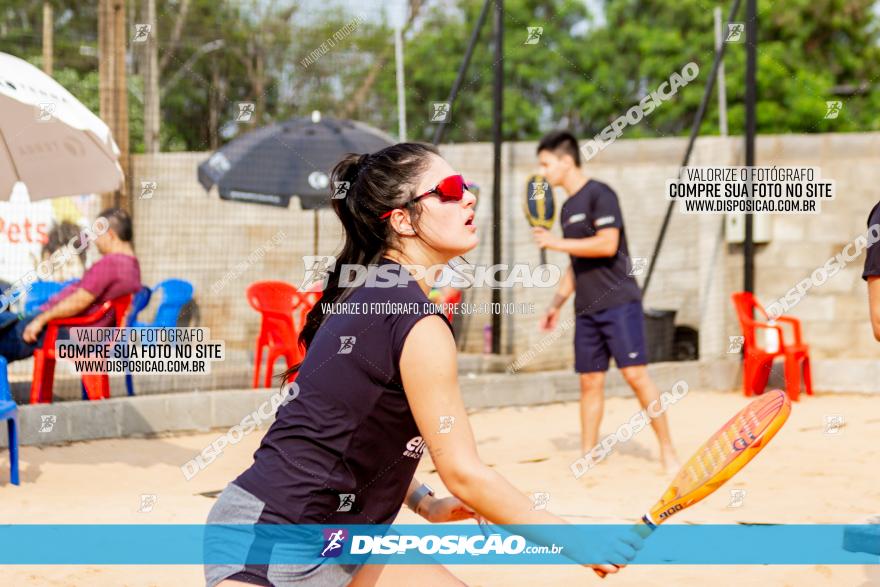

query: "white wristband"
left=406, top=483, right=435, bottom=514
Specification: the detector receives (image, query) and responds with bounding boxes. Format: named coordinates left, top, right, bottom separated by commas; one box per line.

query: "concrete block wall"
left=731, top=134, right=880, bottom=359
left=130, top=132, right=880, bottom=375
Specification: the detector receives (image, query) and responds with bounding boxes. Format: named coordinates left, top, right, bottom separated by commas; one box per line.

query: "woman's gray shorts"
left=204, top=483, right=361, bottom=587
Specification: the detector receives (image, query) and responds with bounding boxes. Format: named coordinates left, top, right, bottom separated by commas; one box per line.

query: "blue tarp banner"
left=0, top=524, right=876, bottom=565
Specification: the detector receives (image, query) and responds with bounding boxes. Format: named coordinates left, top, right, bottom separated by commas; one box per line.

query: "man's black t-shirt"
left=862, top=201, right=880, bottom=281
left=234, top=259, right=450, bottom=525
left=560, top=179, right=642, bottom=314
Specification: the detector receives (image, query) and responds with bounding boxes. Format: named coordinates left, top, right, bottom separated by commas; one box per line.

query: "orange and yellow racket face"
left=648, top=389, right=791, bottom=525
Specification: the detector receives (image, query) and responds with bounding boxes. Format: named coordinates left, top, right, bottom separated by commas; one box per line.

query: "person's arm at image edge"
left=400, top=315, right=639, bottom=572
left=868, top=277, right=880, bottom=341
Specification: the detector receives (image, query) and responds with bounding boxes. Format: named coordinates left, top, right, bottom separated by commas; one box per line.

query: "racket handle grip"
left=477, top=519, right=489, bottom=537
left=592, top=517, right=656, bottom=578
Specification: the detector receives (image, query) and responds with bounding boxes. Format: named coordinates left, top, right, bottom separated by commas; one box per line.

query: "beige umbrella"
left=0, top=52, right=123, bottom=200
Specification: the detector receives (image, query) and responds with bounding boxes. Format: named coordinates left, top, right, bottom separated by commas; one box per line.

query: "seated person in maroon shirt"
left=0, top=208, right=141, bottom=363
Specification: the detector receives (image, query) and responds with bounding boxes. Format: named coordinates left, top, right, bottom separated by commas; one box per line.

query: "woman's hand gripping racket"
left=595, top=389, right=791, bottom=577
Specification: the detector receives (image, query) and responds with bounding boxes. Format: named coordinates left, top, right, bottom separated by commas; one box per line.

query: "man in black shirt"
left=533, top=130, right=679, bottom=473
left=863, top=201, right=880, bottom=340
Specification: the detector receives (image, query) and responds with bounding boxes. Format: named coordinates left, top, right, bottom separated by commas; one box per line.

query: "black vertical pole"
left=432, top=0, right=492, bottom=146
left=491, top=0, right=503, bottom=354
left=641, top=0, right=743, bottom=296
left=744, top=0, right=757, bottom=293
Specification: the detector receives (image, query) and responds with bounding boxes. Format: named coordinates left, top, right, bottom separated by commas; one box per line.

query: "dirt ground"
left=1, top=390, right=878, bottom=586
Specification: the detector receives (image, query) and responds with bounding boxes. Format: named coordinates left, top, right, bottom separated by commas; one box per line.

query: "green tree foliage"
left=376, top=0, right=593, bottom=142
left=1, top=0, right=877, bottom=151
left=390, top=0, right=880, bottom=142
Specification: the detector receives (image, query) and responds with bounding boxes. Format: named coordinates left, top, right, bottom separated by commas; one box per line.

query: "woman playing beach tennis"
left=204, top=143, right=641, bottom=586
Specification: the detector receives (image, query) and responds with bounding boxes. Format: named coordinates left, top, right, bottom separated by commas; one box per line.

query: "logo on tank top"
left=403, top=436, right=426, bottom=459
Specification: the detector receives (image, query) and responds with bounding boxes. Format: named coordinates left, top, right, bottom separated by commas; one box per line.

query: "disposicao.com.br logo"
left=321, top=528, right=348, bottom=558
left=323, top=532, right=562, bottom=557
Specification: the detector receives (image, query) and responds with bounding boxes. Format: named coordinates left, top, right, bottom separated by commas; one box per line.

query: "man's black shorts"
left=574, top=301, right=648, bottom=373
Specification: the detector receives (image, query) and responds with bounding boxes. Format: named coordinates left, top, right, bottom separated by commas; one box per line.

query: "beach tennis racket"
left=595, top=389, right=791, bottom=577
left=524, top=174, right=555, bottom=265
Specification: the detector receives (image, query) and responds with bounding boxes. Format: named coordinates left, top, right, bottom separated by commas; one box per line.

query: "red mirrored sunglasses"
left=380, top=174, right=472, bottom=219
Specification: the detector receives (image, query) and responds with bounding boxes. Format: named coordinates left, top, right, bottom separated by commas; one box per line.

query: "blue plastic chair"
left=125, top=280, right=193, bottom=396
left=149, top=279, right=194, bottom=328
left=0, top=356, right=20, bottom=486
left=121, top=286, right=153, bottom=397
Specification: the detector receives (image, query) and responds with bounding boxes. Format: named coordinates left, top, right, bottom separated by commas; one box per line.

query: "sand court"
left=0, top=390, right=877, bottom=586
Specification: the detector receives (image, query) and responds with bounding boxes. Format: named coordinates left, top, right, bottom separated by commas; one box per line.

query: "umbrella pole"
left=313, top=209, right=319, bottom=255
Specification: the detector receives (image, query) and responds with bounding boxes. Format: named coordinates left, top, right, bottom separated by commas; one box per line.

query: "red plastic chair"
left=246, top=281, right=319, bottom=389
left=731, top=291, right=813, bottom=401
left=30, top=294, right=134, bottom=404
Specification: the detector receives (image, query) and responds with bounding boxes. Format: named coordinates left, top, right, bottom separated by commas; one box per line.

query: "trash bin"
left=643, top=308, right=677, bottom=363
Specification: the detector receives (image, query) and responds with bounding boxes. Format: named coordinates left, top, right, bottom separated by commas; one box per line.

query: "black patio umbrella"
left=198, top=112, right=395, bottom=251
